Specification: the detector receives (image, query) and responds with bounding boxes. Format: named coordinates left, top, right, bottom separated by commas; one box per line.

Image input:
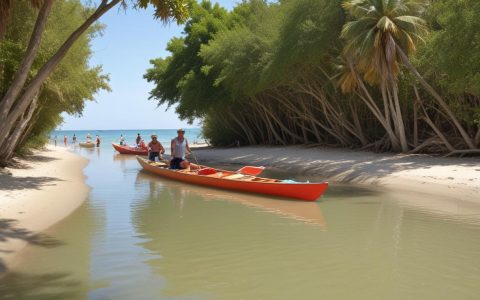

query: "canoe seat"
left=198, top=168, right=217, bottom=175
left=223, top=174, right=254, bottom=181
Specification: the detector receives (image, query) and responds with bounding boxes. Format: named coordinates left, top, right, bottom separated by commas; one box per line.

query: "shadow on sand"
left=0, top=174, right=61, bottom=191
left=0, top=219, right=63, bottom=249
left=195, top=146, right=480, bottom=184
left=0, top=219, right=71, bottom=298
left=0, top=270, right=81, bottom=300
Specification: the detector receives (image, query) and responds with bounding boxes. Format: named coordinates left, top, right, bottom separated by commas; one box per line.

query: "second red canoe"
left=112, top=143, right=148, bottom=155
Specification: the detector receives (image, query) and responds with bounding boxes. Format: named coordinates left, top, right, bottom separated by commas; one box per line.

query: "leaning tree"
left=0, top=0, right=190, bottom=164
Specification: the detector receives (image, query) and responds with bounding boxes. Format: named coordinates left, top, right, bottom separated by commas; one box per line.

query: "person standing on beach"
left=63, top=135, right=67, bottom=146
left=148, top=134, right=165, bottom=162
left=170, top=128, right=197, bottom=170
left=136, top=133, right=142, bottom=146
left=96, top=135, right=101, bottom=147
left=54, top=135, right=57, bottom=146
left=72, top=134, right=77, bottom=144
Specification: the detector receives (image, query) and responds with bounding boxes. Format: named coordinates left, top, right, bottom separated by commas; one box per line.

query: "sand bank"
left=193, top=146, right=480, bottom=203
left=0, top=145, right=89, bottom=273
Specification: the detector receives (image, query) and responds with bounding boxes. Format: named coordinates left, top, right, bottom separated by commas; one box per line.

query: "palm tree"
left=341, top=0, right=476, bottom=151
left=336, top=55, right=401, bottom=150
left=341, top=0, right=429, bottom=152
left=0, top=0, right=190, bottom=163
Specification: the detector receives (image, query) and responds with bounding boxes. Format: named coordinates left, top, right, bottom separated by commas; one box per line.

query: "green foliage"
left=419, top=0, right=480, bottom=96
left=201, top=109, right=240, bottom=146
left=263, top=0, right=344, bottom=85
left=144, top=1, right=230, bottom=122
left=135, top=0, right=191, bottom=24
left=341, top=0, right=428, bottom=85
left=0, top=0, right=110, bottom=153
left=146, top=0, right=480, bottom=152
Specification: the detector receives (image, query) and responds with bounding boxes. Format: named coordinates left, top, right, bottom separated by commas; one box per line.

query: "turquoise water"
left=51, top=129, right=204, bottom=150
left=1, top=138, right=480, bottom=299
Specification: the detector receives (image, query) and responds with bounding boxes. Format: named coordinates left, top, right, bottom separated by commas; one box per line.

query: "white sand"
left=0, top=145, right=89, bottom=273
left=193, top=146, right=480, bottom=203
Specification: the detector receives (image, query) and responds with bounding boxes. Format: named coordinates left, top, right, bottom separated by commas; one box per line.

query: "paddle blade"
left=237, top=166, right=265, bottom=176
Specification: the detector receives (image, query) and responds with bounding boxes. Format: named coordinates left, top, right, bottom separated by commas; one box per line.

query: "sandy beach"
left=0, top=145, right=89, bottom=274
left=193, top=145, right=480, bottom=204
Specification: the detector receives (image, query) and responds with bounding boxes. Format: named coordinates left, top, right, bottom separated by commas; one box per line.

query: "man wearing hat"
left=170, top=128, right=193, bottom=169
left=148, top=134, right=165, bottom=162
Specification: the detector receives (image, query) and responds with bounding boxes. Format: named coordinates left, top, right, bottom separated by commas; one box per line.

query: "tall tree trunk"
left=396, top=45, right=475, bottom=149
left=391, top=81, right=409, bottom=152
left=355, top=74, right=400, bottom=150
left=0, top=92, right=39, bottom=161
left=413, top=88, right=419, bottom=147
left=0, top=0, right=54, bottom=120
left=0, top=0, right=121, bottom=155
left=0, top=0, right=14, bottom=41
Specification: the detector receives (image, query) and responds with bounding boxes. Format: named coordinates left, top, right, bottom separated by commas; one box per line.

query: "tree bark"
left=0, top=92, right=39, bottom=161
left=0, top=0, right=54, bottom=120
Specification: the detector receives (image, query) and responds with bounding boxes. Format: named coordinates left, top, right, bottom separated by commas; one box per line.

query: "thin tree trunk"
left=0, top=0, right=14, bottom=41
left=391, top=81, right=409, bottom=152
left=355, top=78, right=401, bottom=149
left=0, top=0, right=54, bottom=120
left=416, top=92, right=455, bottom=152
left=0, top=93, right=39, bottom=161
left=396, top=45, right=475, bottom=149
left=0, top=0, right=121, bottom=153
left=475, top=127, right=480, bottom=148
left=413, top=88, right=419, bottom=147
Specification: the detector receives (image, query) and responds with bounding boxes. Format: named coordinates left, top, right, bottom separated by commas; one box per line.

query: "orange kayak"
left=112, top=143, right=148, bottom=155
left=136, top=156, right=328, bottom=201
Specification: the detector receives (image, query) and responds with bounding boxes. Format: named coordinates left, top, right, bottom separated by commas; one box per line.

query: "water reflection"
left=3, top=147, right=480, bottom=300
left=131, top=175, right=328, bottom=299
left=135, top=171, right=326, bottom=227
left=0, top=203, right=98, bottom=300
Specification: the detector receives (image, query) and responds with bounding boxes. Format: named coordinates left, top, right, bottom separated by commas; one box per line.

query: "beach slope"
left=0, top=145, right=88, bottom=273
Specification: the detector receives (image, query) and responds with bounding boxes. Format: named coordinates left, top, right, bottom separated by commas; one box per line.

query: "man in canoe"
left=170, top=128, right=199, bottom=170
left=148, top=134, right=165, bottom=162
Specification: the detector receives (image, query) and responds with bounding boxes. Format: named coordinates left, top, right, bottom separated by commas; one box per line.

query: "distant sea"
left=51, top=128, right=204, bottom=149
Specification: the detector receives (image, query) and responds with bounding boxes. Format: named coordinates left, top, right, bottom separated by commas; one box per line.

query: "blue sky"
left=59, top=0, right=238, bottom=130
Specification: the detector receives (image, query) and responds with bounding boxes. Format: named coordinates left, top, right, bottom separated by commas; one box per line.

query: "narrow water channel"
left=1, top=145, right=479, bottom=299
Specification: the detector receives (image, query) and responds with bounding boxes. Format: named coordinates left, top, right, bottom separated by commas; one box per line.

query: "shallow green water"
left=1, top=146, right=480, bottom=299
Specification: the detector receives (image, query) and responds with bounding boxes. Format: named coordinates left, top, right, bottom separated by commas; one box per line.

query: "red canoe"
left=136, top=156, right=328, bottom=201
left=112, top=143, right=148, bottom=155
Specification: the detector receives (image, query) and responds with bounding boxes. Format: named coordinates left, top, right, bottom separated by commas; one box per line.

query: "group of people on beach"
left=145, top=128, right=195, bottom=170
left=57, top=133, right=101, bottom=147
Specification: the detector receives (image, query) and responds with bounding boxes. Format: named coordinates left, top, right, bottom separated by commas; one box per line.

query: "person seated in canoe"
left=170, top=128, right=199, bottom=170
left=119, top=134, right=125, bottom=146
left=139, top=139, right=147, bottom=149
left=148, top=134, right=165, bottom=162
left=86, top=133, right=92, bottom=143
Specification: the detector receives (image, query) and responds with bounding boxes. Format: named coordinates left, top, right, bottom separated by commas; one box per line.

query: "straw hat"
left=177, top=128, right=185, bottom=133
